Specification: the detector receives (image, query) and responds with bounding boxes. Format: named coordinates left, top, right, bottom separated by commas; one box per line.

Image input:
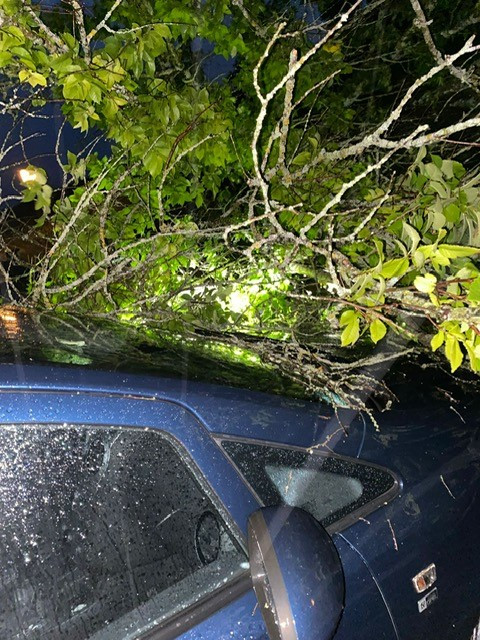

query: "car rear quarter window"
left=220, top=439, right=398, bottom=530
left=0, top=424, right=246, bottom=640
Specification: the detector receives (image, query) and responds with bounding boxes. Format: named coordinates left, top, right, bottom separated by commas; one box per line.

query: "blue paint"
left=252, top=506, right=344, bottom=640
left=0, top=347, right=477, bottom=639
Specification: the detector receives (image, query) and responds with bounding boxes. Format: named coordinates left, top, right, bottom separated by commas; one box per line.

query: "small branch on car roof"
left=440, top=474, right=456, bottom=500
left=387, top=518, right=399, bottom=551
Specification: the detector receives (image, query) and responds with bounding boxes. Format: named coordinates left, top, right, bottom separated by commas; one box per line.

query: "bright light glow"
left=19, top=168, right=39, bottom=183
left=229, top=290, right=250, bottom=313
left=0, top=308, right=21, bottom=338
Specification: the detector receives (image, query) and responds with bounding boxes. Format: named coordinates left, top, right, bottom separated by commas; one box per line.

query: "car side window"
left=221, top=439, right=398, bottom=530
left=0, top=424, right=247, bottom=640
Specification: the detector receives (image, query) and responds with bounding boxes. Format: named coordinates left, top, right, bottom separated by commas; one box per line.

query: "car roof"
left=0, top=307, right=328, bottom=449
left=0, top=306, right=475, bottom=411
left=0, top=307, right=478, bottom=488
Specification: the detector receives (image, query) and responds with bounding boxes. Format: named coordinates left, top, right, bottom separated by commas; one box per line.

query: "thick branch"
left=24, top=4, right=68, bottom=54
left=70, top=0, right=91, bottom=64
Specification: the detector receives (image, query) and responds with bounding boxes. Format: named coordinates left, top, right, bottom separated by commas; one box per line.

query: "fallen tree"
left=0, top=0, right=479, bottom=410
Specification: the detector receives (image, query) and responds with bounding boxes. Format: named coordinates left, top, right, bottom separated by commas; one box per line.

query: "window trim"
left=0, top=421, right=252, bottom=640
left=214, top=434, right=402, bottom=534
left=137, top=571, right=252, bottom=640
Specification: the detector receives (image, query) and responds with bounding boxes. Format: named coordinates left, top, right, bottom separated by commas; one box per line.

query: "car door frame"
left=0, top=386, right=263, bottom=639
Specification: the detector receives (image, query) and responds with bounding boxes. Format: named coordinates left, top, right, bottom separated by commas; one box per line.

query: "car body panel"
left=0, top=362, right=478, bottom=639
left=333, top=534, right=398, bottom=640
left=0, top=364, right=397, bottom=639
left=176, top=589, right=268, bottom=640
left=304, top=366, right=480, bottom=640
left=337, top=407, right=480, bottom=639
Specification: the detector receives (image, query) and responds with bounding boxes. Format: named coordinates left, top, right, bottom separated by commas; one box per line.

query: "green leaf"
left=102, top=97, right=119, bottom=119
left=66, top=151, right=77, bottom=167
left=414, top=146, right=427, bottom=164
left=380, top=257, right=409, bottom=279
left=339, top=309, right=357, bottom=327
left=144, top=149, right=164, bottom=178
left=6, top=26, right=25, bottom=43
left=452, top=161, right=466, bottom=179
left=0, top=52, right=13, bottom=67
left=153, top=24, right=172, bottom=38
left=463, top=188, right=478, bottom=204
left=445, top=334, right=463, bottom=372
left=437, top=244, right=480, bottom=259
left=341, top=316, right=360, bottom=347
left=291, top=151, right=311, bottom=166
left=429, top=181, right=448, bottom=198
left=369, top=318, right=387, bottom=343
left=402, top=222, right=421, bottom=252
left=430, top=331, right=444, bottom=351
left=372, top=237, right=384, bottom=273
left=467, top=276, right=480, bottom=303
left=62, top=32, right=77, bottom=50
left=412, top=249, right=425, bottom=269
left=441, top=160, right=454, bottom=179
left=464, top=340, right=480, bottom=372
left=18, top=69, right=30, bottom=83
left=62, top=74, right=92, bottom=101
left=443, top=203, right=460, bottom=223
left=28, top=72, right=47, bottom=87
left=414, top=273, right=437, bottom=294
left=425, top=162, right=443, bottom=181
left=431, top=154, right=442, bottom=169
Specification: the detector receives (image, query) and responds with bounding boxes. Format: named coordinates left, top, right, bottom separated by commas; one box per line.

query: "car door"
left=0, top=386, right=270, bottom=640
left=216, top=436, right=401, bottom=640
left=0, top=376, right=402, bottom=640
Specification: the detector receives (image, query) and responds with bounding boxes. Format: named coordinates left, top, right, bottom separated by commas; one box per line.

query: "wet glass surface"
left=0, top=424, right=246, bottom=639
left=221, top=440, right=396, bottom=527
left=0, top=310, right=315, bottom=399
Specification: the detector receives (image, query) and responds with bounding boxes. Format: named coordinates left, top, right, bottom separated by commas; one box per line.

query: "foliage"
left=0, top=0, right=479, bottom=407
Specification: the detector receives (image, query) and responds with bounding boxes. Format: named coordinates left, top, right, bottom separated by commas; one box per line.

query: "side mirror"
left=248, top=506, right=344, bottom=640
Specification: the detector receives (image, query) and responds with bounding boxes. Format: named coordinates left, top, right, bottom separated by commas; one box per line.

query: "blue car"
left=0, top=311, right=478, bottom=640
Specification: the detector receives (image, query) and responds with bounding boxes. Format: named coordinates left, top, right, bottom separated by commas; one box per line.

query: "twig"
left=387, top=518, right=399, bottom=551
left=87, top=0, right=124, bottom=41
left=410, top=0, right=479, bottom=93
left=24, top=5, right=67, bottom=54
left=440, top=474, right=456, bottom=499
left=231, top=0, right=265, bottom=38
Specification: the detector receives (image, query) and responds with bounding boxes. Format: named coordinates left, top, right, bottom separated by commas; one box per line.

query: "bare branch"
left=410, top=0, right=479, bottom=93
left=70, top=0, right=91, bottom=64
left=88, top=0, right=124, bottom=41
left=24, top=4, right=68, bottom=54
left=294, top=36, right=480, bottom=175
